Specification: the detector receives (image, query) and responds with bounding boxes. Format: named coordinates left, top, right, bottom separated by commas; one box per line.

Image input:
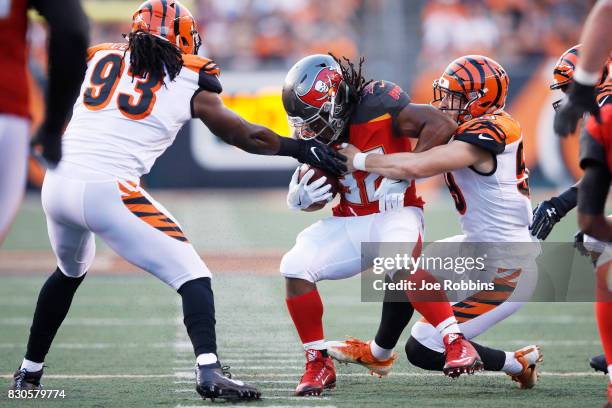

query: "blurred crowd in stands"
left=420, top=0, right=594, bottom=70
left=28, top=0, right=594, bottom=72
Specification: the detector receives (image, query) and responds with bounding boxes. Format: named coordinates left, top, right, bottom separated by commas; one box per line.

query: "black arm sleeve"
left=551, top=186, right=578, bottom=216
left=29, top=0, right=89, bottom=133
left=578, top=164, right=610, bottom=215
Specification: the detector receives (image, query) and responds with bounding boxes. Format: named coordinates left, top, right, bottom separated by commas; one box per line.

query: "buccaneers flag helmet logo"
left=295, top=67, right=342, bottom=108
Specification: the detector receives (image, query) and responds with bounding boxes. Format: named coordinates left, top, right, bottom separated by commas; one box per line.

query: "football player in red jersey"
left=280, top=54, right=483, bottom=396
left=0, top=0, right=88, bottom=245
left=578, top=54, right=612, bottom=407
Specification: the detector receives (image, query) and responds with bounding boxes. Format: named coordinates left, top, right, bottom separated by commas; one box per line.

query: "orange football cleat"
left=442, top=333, right=484, bottom=378
left=294, top=349, right=336, bottom=396
left=326, top=338, right=397, bottom=377
left=509, top=345, right=543, bottom=389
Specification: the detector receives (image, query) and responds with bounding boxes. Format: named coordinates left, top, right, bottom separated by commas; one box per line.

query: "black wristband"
left=276, top=137, right=300, bottom=158
left=550, top=186, right=578, bottom=217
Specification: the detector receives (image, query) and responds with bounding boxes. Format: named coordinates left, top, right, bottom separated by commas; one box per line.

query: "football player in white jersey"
left=328, top=55, right=544, bottom=389
left=10, top=0, right=346, bottom=401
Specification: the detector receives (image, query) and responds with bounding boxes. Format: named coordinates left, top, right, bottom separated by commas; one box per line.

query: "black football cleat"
left=590, top=354, right=608, bottom=374
left=11, top=367, right=43, bottom=390
left=195, top=362, right=261, bottom=402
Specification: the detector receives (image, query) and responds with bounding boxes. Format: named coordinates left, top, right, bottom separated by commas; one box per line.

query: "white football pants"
left=280, top=206, right=424, bottom=282
left=42, top=163, right=210, bottom=289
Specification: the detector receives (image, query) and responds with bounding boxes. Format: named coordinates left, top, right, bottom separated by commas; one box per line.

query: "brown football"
left=297, top=164, right=340, bottom=211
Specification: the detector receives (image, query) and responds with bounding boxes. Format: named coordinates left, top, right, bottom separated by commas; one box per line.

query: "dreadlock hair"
left=125, top=31, right=184, bottom=86
left=329, top=53, right=373, bottom=101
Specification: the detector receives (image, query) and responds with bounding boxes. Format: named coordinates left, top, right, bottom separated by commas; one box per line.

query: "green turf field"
left=0, top=190, right=608, bottom=407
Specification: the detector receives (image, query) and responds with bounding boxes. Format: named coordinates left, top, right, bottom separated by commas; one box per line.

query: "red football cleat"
left=294, top=349, right=336, bottom=396
left=442, top=333, right=484, bottom=378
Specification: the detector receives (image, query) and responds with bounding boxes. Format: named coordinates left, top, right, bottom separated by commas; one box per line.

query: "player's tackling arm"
left=395, top=103, right=458, bottom=153
left=192, top=90, right=347, bottom=174
left=346, top=140, right=490, bottom=180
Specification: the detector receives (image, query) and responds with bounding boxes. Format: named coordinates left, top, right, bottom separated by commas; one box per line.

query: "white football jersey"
left=62, top=43, right=221, bottom=181
left=444, top=112, right=534, bottom=244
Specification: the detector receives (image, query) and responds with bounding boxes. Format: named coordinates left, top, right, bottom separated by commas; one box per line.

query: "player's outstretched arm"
left=340, top=140, right=489, bottom=180
left=30, top=0, right=90, bottom=166
left=530, top=182, right=580, bottom=240
left=577, top=164, right=612, bottom=241
left=395, top=104, right=458, bottom=153
left=193, top=90, right=346, bottom=175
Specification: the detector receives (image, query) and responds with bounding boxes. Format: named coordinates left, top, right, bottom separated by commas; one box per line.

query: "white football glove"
left=286, top=167, right=333, bottom=210
left=374, top=177, right=410, bottom=213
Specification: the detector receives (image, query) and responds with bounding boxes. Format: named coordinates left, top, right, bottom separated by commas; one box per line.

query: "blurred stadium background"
left=5, top=0, right=599, bottom=272
left=1, top=1, right=608, bottom=407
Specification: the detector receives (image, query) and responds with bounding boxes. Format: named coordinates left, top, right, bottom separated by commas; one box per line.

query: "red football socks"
left=286, top=289, right=324, bottom=345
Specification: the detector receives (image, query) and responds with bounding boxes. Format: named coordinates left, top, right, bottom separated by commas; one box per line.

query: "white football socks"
left=196, top=353, right=218, bottom=366
left=370, top=340, right=394, bottom=361
left=608, top=366, right=612, bottom=383
left=436, top=316, right=461, bottom=338
left=502, top=352, right=523, bottom=375
left=303, top=340, right=326, bottom=351
left=20, top=358, right=44, bottom=372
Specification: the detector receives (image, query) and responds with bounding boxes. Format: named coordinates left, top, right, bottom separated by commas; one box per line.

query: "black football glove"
left=31, top=125, right=62, bottom=168
left=553, top=80, right=601, bottom=137
left=295, top=139, right=347, bottom=176
left=530, top=200, right=563, bottom=240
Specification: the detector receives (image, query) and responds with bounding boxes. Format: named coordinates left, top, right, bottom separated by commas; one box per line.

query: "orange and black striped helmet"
left=550, top=45, right=581, bottom=92
left=432, top=55, right=509, bottom=123
left=550, top=45, right=611, bottom=110
left=130, top=0, right=201, bottom=55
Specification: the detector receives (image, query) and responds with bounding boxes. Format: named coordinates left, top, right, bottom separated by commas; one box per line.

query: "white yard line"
left=0, top=371, right=603, bottom=380
left=0, top=317, right=178, bottom=326
left=176, top=405, right=336, bottom=408
left=1, top=339, right=600, bottom=350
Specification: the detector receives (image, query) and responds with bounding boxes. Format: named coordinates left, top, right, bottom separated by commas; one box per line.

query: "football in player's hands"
left=298, top=164, right=340, bottom=211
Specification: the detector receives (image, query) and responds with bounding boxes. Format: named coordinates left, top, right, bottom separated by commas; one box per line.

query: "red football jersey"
left=0, top=0, right=29, bottom=118
left=582, top=85, right=612, bottom=174
left=333, top=81, right=424, bottom=217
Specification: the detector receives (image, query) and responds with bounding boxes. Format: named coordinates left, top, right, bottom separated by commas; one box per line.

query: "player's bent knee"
left=280, top=251, right=318, bottom=283
left=55, top=265, right=88, bottom=280
left=56, top=262, right=89, bottom=279
left=405, top=336, right=444, bottom=371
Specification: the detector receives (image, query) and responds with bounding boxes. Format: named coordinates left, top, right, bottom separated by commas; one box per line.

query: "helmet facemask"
left=432, top=80, right=479, bottom=123
left=288, top=81, right=351, bottom=145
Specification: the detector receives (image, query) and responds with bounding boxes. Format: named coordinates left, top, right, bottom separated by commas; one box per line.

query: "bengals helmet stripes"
left=130, top=0, right=201, bottom=55
left=432, top=55, right=509, bottom=123
left=550, top=44, right=611, bottom=110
